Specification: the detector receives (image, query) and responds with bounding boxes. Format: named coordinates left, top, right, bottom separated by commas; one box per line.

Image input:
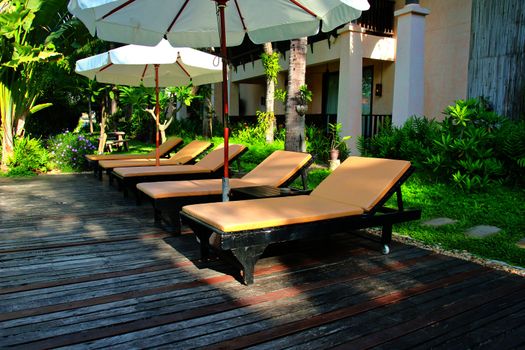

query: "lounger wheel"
left=382, top=244, right=390, bottom=255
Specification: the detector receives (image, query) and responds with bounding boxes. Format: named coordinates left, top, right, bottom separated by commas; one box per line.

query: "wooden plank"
left=2, top=253, right=439, bottom=349
left=416, top=300, right=525, bottom=349
left=110, top=258, right=470, bottom=348
left=333, top=280, right=525, bottom=349
left=251, top=268, right=508, bottom=350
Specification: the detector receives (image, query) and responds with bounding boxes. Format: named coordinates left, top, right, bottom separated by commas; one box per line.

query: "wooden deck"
left=1, top=173, right=524, bottom=349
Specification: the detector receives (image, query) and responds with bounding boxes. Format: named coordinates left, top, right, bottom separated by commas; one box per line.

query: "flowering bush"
left=47, top=131, right=97, bottom=172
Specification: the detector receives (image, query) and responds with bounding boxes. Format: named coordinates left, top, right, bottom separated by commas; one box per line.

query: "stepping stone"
left=465, top=225, right=501, bottom=238
left=422, top=217, right=457, bottom=227
left=517, top=238, right=525, bottom=249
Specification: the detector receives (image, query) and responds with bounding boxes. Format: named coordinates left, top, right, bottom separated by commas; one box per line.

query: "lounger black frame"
left=180, top=167, right=421, bottom=285
left=142, top=156, right=314, bottom=233
left=110, top=147, right=248, bottom=198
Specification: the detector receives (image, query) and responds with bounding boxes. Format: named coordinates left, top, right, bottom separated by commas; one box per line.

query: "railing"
left=355, top=0, right=395, bottom=37
left=362, top=114, right=392, bottom=138
left=230, top=114, right=392, bottom=139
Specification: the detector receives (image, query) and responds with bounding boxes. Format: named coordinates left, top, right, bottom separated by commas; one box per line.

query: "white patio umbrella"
left=75, top=40, right=222, bottom=166
left=69, top=0, right=370, bottom=200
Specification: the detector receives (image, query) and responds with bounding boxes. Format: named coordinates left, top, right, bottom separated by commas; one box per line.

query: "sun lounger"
left=97, top=140, right=212, bottom=177
left=137, top=150, right=313, bottom=232
left=180, top=156, right=422, bottom=285
left=86, top=136, right=183, bottom=179
left=110, top=144, right=248, bottom=197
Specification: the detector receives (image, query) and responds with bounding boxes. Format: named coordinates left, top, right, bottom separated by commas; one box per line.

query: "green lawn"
left=392, top=175, right=525, bottom=268
left=299, top=168, right=525, bottom=268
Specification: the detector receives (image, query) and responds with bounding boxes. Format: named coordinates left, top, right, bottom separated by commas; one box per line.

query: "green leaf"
left=30, top=102, right=52, bottom=114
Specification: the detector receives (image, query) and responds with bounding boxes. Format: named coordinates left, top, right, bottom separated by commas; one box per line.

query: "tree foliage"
left=0, top=0, right=67, bottom=168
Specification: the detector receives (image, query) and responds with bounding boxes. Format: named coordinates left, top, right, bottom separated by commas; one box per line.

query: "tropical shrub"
left=305, top=124, right=331, bottom=162
left=358, top=116, right=440, bottom=169
left=47, top=132, right=97, bottom=172
left=358, top=98, right=515, bottom=192
left=231, top=119, right=266, bottom=144
left=7, top=136, right=49, bottom=176
left=494, top=119, right=525, bottom=184
left=425, top=98, right=504, bottom=191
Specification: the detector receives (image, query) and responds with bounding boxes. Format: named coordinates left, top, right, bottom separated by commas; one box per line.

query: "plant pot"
left=295, top=104, right=308, bottom=115
left=329, top=149, right=340, bottom=161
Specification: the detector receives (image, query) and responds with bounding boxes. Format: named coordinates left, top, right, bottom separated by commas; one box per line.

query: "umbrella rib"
left=102, top=0, right=136, bottom=19
left=99, top=63, right=113, bottom=72
left=176, top=61, right=191, bottom=79
left=233, top=0, right=247, bottom=31
left=141, top=64, right=149, bottom=80
left=288, top=0, right=318, bottom=18
left=166, top=0, right=191, bottom=34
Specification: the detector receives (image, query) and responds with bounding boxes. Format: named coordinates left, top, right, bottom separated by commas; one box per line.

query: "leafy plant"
left=231, top=120, right=266, bottom=144
left=328, top=122, right=351, bottom=151
left=0, top=0, right=63, bottom=168
left=305, top=125, right=330, bottom=162
left=358, top=116, right=439, bottom=170
left=274, top=88, right=287, bottom=103
left=425, top=98, right=504, bottom=191
left=260, top=51, right=281, bottom=84
left=494, top=119, right=525, bottom=184
left=298, top=84, right=312, bottom=105
left=7, top=135, right=49, bottom=176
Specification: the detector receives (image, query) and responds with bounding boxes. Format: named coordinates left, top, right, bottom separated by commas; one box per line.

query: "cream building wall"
left=395, top=0, right=472, bottom=120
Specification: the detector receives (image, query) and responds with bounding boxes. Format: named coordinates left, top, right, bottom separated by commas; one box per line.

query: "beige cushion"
left=85, top=137, right=182, bottom=161
left=164, top=140, right=211, bottom=165
left=97, top=140, right=211, bottom=169
left=138, top=178, right=257, bottom=199
left=311, top=156, right=411, bottom=211
left=194, top=144, right=246, bottom=172
left=114, top=164, right=210, bottom=178
left=86, top=153, right=155, bottom=162
left=113, top=144, right=245, bottom=178
left=137, top=150, right=311, bottom=199
left=241, top=150, right=311, bottom=187
left=182, top=196, right=363, bottom=232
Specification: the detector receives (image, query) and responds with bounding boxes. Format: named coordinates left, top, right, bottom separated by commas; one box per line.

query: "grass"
left=290, top=167, right=525, bottom=269
left=391, top=175, right=525, bottom=268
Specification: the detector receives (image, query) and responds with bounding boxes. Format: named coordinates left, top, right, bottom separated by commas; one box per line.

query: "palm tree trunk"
left=285, top=37, right=307, bottom=152
left=264, top=42, right=276, bottom=143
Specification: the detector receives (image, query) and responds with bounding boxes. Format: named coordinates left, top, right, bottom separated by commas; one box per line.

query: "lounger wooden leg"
left=381, top=224, right=392, bottom=254
left=168, top=211, right=183, bottom=236
left=193, top=231, right=212, bottom=261
left=154, top=208, right=162, bottom=225
left=230, top=244, right=268, bottom=285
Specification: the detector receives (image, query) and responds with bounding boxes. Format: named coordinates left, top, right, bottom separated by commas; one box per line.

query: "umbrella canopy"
left=75, top=40, right=222, bottom=166
left=69, top=0, right=370, bottom=200
left=68, top=0, right=370, bottom=47
left=75, top=40, right=222, bottom=87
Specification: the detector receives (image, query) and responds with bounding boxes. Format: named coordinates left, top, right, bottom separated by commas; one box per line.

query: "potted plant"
left=295, top=84, right=312, bottom=116
left=328, top=122, right=351, bottom=161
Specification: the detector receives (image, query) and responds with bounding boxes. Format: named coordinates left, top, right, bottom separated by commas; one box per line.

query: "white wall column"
left=337, top=24, right=364, bottom=156
left=392, top=3, right=430, bottom=126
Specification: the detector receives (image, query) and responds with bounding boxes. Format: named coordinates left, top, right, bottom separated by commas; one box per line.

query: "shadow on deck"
left=0, top=174, right=524, bottom=349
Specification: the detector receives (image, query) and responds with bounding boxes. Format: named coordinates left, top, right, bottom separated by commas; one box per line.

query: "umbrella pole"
left=218, top=0, right=230, bottom=202
left=154, top=64, right=160, bottom=167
